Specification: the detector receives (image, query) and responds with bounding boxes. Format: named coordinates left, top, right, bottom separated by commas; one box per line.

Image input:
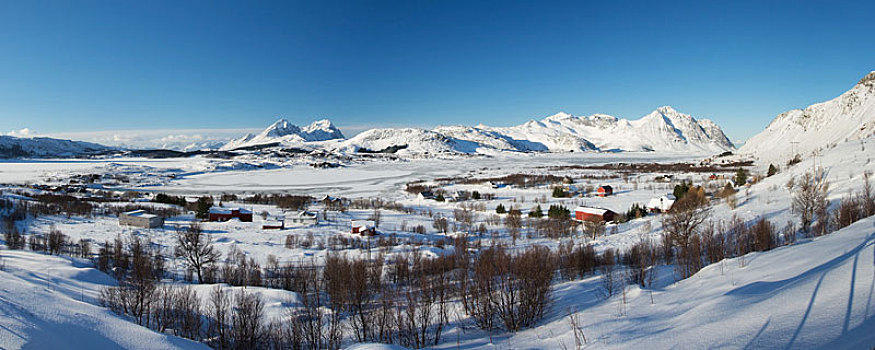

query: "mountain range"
left=6, top=70, right=875, bottom=159
left=218, top=106, right=735, bottom=155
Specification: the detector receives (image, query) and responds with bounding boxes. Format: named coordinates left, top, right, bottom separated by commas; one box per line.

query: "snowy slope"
left=0, top=136, right=114, bottom=159
left=333, top=128, right=482, bottom=154
left=740, top=71, right=875, bottom=163
left=0, top=251, right=208, bottom=350
left=220, top=119, right=344, bottom=151
left=467, top=216, right=875, bottom=349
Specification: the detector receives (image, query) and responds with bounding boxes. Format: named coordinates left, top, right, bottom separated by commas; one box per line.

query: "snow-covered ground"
left=2, top=134, right=874, bottom=349
left=0, top=251, right=208, bottom=350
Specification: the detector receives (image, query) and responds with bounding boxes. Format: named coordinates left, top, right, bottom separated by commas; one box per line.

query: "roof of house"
left=574, top=207, right=613, bottom=216
left=122, top=209, right=159, bottom=219
left=288, top=210, right=317, bottom=218
left=646, top=194, right=677, bottom=210
left=209, top=207, right=252, bottom=215
left=598, top=185, right=613, bottom=190
left=351, top=220, right=375, bottom=228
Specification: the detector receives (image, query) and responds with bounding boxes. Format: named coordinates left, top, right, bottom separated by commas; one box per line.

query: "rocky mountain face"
left=220, top=119, right=344, bottom=151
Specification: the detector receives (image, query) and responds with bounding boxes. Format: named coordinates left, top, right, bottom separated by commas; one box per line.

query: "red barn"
left=208, top=207, right=253, bottom=222
left=574, top=207, right=616, bottom=223
left=351, top=220, right=376, bottom=235
left=596, top=185, right=613, bottom=197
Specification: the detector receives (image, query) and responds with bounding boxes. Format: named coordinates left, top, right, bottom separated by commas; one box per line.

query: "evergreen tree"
left=528, top=205, right=543, bottom=218
left=767, top=164, right=778, bottom=177
left=495, top=203, right=507, bottom=214
left=735, top=168, right=749, bottom=185
left=195, top=196, right=213, bottom=219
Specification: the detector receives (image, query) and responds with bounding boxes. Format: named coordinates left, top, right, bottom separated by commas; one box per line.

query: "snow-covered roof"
left=574, top=207, right=612, bottom=216
left=288, top=210, right=317, bottom=218
left=122, top=209, right=158, bottom=219
left=646, top=194, right=676, bottom=210
left=209, top=207, right=252, bottom=215
left=352, top=220, right=375, bottom=229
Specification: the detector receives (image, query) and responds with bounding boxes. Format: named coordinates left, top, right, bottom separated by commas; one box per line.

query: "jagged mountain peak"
left=220, top=118, right=344, bottom=151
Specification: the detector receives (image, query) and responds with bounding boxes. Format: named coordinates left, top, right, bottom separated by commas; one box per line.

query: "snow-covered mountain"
left=740, top=71, right=875, bottom=162
left=438, top=106, right=734, bottom=153
left=0, top=135, right=114, bottom=158
left=220, top=119, right=344, bottom=151
left=222, top=107, right=733, bottom=155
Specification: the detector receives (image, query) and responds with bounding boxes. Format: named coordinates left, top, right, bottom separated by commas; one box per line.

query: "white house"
left=646, top=194, right=677, bottom=213
left=120, top=210, right=163, bottom=229
left=286, top=210, right=318, bottom=226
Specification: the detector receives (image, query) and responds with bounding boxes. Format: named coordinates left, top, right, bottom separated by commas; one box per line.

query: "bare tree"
left=175, top=222, right=220, bottom=283
left=791, top=171, right=830, bottom=234
left=663, top=187, right=710, bottom=279
left=208, top=286, right=231, bottom=350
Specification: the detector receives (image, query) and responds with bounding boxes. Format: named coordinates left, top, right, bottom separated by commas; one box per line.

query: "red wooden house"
left=574, top=207, right=616, bottom=223
left=208, top=207, right=253, bottom=222
left=596, top=185, right=613, bottom=197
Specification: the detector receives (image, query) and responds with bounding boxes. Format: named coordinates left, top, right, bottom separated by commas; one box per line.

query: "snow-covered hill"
left=0, top=136, right=114, bottom=159
left=220, top=119, right=344, bottom=151
left=740, top=71, right=875, bottom=163
left=0, top=251, right=208, bottom=350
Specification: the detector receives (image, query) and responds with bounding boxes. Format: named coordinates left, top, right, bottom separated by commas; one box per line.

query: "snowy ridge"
left=740, top=71, right=875, bottom=162
left=0, top=135, right=114, bottom=158
left=220, top=119, right=344, bottom=151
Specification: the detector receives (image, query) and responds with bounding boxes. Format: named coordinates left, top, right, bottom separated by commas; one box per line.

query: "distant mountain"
left=220, top=119, right=344, bottom=151
left=478, top=106, right=733, bottom=153
left=0, top=136, right=114, bottom=159
left=220, top=108, right=734, bottom=155
left=740, top=71, right=875, bottom=162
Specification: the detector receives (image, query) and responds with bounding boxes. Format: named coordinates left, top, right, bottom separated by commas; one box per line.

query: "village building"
left=646, top=194, right=677, bottom=213
left=418, top=190, right=436, bottom=200
left=574, top=207, right=616, bottom=223
left=119, top=209, right=164, bottom=228
left=286, top=210, right=318, bottom=226
left=208, top=207, right=253, bottom=222
left=262, top=220, right=285, bottom=230
left=597, top=185, right=613, bottom=197
left=351, top=220, right=376, bottom=235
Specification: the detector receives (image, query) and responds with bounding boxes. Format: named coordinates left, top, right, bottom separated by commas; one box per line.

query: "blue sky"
left=0, top=0, right=873, bottom=144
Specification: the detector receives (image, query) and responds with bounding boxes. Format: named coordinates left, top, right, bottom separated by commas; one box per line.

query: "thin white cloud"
left=6, top=128, right=32, bottom=137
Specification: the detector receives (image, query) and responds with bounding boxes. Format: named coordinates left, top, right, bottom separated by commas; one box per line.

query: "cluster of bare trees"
left=463, top=245, right=556, bottom=331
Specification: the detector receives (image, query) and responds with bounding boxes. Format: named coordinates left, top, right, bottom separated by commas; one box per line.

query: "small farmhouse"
left=596, top=185, right=613, bottom=197
left=351, top=220, right=376, bottom=235
left=418, top=190, right=436, bottom=200
left=120, top=210, right=164, bottom=229
left=286, top=211, right=318, bottom=226
left=574, top=207, right=616, bottom=222
left=646, top=194, right=676, bottom=213
left=208, top=207, right=253, bottom=222
left=262, top=221, right=284, bottom=230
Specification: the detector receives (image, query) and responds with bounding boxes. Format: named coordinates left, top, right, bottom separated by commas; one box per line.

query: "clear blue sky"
left=1, top=0, right=873, bottom=142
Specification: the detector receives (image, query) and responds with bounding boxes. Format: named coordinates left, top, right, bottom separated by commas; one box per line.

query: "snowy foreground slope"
left=459, top=217, right=875, bottom=349
left=0, top=252, right=208, bottom=350
left=741, top=71, right=875, bottom=162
